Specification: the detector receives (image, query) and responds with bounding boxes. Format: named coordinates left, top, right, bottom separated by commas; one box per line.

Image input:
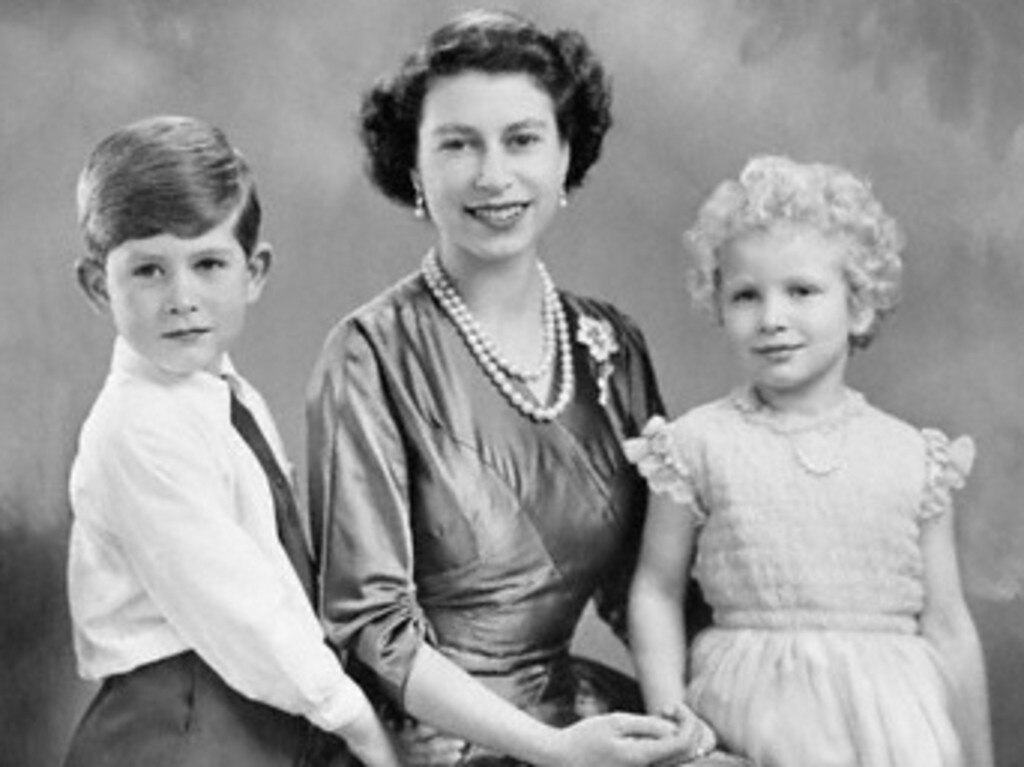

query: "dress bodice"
left=307, top=273, right=664, bottom=707
left=628, top=389, right=973, bottom=633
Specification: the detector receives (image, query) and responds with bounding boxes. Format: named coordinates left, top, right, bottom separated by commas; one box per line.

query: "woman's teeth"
left=470, top=203, right=527, bottom=224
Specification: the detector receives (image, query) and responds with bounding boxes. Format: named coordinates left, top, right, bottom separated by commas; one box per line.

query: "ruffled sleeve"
left=919, top=428, right=976, bottom=522
left=622, top=415, right=707, bottom=524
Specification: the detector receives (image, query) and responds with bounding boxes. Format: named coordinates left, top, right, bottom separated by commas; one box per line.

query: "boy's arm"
left=919, top=508, right=994, bottom=767
left=96, top=418, right=369, bottom=737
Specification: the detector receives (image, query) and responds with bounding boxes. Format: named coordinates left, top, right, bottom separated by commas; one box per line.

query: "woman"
left=307, top=10, right=711, bottom=766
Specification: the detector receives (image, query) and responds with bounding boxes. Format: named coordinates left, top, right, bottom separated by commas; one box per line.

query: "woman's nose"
left=473, top=147, right=512, bottom=191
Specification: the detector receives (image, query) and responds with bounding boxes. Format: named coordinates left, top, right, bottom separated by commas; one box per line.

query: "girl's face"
left=415, top=70, right=570, bottom=270
left=718, top=223, right=874, bottom=413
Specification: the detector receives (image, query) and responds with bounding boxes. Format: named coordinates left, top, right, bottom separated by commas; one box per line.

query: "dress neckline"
left=729, top=386, right=867, bottom=436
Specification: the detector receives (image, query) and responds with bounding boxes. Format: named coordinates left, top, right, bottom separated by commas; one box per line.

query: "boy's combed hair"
left=686, top=155, right=905, bottom=348
left=77, top=115, right=261, bottom=262
left=359, top=8, right=613, bottom=207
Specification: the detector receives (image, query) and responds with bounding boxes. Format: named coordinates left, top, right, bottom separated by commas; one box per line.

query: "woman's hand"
left=543, top=711, right=709, bottom=767
left=334, top=701, right=404, bottom=767
left=395, top=719, right=467, bottom=767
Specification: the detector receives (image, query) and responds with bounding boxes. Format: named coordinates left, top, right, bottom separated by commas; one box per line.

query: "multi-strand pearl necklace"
left=421, top=250, right=574, bottom=422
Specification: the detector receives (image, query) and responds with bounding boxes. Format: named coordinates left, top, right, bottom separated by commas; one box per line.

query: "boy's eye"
left=131, top=263, right=163, bottom=279
left=195, top=257, right=227, bottom=272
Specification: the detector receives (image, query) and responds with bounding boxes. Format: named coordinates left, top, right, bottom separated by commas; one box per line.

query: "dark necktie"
left=228, top=390, right=317, bottom=605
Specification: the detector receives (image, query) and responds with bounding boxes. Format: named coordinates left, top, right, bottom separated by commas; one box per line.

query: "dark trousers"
left=63, top=652, right=333, bottom=767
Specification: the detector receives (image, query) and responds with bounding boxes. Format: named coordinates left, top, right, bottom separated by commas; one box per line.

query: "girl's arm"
left=628, top=491, right=700, bottom=716
left=919, top=508, right=994, bottom=767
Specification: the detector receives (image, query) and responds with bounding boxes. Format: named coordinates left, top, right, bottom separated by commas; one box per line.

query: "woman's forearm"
left=402, top=643, right=562, bottom=765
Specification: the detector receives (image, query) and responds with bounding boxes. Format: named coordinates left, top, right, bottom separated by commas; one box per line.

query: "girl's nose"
left=758, top=294, right=788, bottom=333
left=473, top=147, right=512, bottom=191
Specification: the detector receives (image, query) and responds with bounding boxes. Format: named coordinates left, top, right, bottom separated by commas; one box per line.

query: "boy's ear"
left=76, top=258, right=110, bottom=313
left=246, top=242, right=272, bottom=303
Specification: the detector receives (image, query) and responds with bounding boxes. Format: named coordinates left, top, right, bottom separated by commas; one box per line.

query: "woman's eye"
left=439, top=137, right=470, bottom=152
left=508, top=132, right=541, bottom=149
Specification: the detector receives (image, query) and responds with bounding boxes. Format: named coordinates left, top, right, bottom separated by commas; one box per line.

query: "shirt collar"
left=109, top=336, right=241, bottom=404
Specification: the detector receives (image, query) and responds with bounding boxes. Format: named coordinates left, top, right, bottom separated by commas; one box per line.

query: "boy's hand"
left=334, top=702, right=404, bottom=767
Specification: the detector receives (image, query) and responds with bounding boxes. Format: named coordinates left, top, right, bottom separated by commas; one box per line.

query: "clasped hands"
left=394, top=701, right=717, bottom=767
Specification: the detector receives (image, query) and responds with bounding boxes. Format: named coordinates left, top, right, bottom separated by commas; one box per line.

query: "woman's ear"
left=76, top=257, right=109, bottom=313
left=245, top=242, right=272, bottom=303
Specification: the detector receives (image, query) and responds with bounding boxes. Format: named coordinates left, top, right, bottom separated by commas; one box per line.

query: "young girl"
left=624, top=155, right=993, bottom=767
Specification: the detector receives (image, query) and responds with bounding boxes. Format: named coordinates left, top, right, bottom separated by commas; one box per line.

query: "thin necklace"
left=738, top=386, right=859, bottom=477
left=422, top=250, right=574, bottom=422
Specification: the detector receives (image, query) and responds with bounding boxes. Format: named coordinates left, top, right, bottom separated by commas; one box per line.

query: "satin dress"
left=306, top=271, right=683, bottom=765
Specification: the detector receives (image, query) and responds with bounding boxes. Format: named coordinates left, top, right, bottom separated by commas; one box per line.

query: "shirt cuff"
left=308, top=672, right=373, bottom=733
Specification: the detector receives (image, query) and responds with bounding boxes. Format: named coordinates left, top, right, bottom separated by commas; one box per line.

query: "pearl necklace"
left=422, top=250, right=575, bottom=422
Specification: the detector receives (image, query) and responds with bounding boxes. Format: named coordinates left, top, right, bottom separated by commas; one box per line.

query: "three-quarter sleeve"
left=307, top=319, right=431, bottom=706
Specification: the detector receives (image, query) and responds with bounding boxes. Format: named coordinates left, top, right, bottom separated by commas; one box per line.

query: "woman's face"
left=415, top=70, right=570, bottom=268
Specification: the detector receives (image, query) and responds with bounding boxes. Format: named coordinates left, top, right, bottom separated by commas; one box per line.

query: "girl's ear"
left=76, top=258, right=110, bottom=313
left=850, top=298, right=876, bottom=339
left=245, top=242, right=272, bottom=303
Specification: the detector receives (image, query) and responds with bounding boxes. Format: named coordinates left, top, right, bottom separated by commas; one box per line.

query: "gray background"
left=2, top=1, right=1022, bottom=764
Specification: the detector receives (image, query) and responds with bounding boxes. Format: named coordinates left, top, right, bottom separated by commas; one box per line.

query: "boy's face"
left=80, top=214, right=269, bottom=376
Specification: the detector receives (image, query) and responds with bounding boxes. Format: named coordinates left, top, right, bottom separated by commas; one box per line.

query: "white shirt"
left=68, top=337, right=369, bottom=732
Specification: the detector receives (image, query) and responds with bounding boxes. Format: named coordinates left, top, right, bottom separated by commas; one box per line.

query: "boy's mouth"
left=163, top=327, right=210, bottom=340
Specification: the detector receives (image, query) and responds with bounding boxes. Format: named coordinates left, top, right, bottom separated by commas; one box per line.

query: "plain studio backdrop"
left=1, top=1, right=1022, bottom=764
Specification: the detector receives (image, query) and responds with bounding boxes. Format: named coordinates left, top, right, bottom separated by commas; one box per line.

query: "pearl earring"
left=413, top=188, right=426, bottom=219
left=558, top=189, right=568, bottom=209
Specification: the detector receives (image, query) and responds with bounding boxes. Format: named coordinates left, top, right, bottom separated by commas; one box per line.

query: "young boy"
left=64, top=115, right=400, bottom=767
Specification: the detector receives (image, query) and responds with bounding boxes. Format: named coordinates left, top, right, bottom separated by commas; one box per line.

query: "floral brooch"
left=576, top=315, right=619, bottom=406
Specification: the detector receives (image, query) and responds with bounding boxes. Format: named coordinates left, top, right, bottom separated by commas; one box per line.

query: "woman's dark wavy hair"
left=359, top=9, right=613, bottom=207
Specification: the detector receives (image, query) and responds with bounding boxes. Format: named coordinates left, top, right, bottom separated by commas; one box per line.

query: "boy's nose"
left=165, top=276, right=198, bottom=315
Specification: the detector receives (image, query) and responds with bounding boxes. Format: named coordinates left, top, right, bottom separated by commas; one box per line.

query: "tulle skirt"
left=688, top=627, right=964, bottom=767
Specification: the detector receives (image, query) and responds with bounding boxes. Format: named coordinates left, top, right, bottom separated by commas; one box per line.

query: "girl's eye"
left=728, top=288, right=758, bottom=304
left=789, top=283, right=820, bottom=298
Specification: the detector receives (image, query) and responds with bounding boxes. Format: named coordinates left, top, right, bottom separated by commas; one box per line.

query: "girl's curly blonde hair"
left=685, top=155, right=905, bottom=348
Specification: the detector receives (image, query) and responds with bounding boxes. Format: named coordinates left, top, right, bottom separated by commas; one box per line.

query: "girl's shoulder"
left=857, top=400, right=976, bottom=519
